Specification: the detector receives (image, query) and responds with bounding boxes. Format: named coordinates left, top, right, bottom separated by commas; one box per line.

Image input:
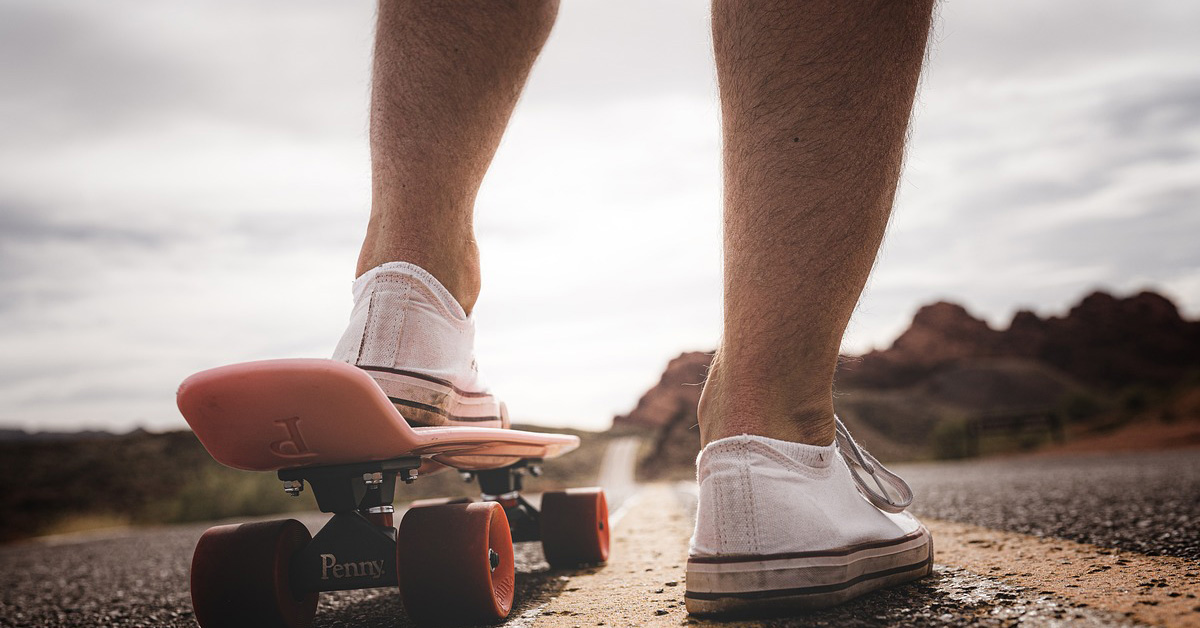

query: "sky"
left=1, top=0, right=1197, bottom=433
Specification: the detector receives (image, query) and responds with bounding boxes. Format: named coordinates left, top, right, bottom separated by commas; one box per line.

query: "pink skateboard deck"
left=177, top=358, right=579, bottom=472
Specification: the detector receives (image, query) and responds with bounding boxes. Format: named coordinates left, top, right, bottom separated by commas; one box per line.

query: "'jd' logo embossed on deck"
left=269, top=416, right=319, bottom=458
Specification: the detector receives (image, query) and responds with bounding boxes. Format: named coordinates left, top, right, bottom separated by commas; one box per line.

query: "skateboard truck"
left=272, top=456, right=421, bottom=595
left=268, top=455, right=571, bottom=600
left=266, top=456, right=557, bottom=598
left=476, top=459, right=544, bottom=542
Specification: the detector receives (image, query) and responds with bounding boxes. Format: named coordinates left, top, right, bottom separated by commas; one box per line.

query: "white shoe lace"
left=835, top=416, right=914, bottom=514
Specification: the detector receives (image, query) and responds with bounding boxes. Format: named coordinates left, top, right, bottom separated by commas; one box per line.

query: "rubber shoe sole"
left=357, top=365, right=504, bottom=428
left=684, top=526, right=933, bottom=616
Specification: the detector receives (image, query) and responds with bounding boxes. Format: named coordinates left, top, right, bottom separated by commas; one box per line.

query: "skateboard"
left=178, top=358, right=610, bottom=628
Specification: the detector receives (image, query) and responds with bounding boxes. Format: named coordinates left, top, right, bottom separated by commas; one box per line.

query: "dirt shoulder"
left=532, top=483, right=1196, bottom=627
left=1030, top=417, right=1200, bottom=456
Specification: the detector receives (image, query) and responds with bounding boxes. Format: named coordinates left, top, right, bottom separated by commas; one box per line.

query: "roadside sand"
left=532, top=484, right=1199, bottom=628
left=532, top=485, right=691, bottom=626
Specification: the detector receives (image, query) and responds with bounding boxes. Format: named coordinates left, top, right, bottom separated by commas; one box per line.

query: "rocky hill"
left=0, top=426, right=616, bottom=542
left=840, top=291, right=1200, bottom=389
left=620, top=290, right=1200, bottom=478
left=613, top=352, right=710, bottom=431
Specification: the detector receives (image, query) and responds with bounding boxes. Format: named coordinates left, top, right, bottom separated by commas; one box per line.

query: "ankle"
left=698, top=364, right=836, bottom=447
left=356, top=239, right=481, bottom=315
left=430, top=257, right=481, bottom=315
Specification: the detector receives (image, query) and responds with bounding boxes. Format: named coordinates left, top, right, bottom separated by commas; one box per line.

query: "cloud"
left=1, top=0, right=374, bottom=143
left=0, top=3, right=200, bottom=143
left=845, top=20, right=1200, bottom=350
left=524, top=0, right=717, bottom=105
left=0, top=0, right=1197, bottom=432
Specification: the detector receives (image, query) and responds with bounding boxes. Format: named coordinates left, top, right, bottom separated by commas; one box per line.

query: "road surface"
left=1, top=444, right=1197, bottom=627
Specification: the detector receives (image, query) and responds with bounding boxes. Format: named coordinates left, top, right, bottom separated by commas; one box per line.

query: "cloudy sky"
left=2, top=0, right=1197, bottom=433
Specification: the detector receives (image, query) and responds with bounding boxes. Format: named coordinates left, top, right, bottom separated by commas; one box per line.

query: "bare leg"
left=359, top=0, right=559, bottom=314
left=700, top=0, right=935, bottom=446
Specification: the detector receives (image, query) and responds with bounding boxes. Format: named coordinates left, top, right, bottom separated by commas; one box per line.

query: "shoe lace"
left=835, top=417, right=914, bottom=513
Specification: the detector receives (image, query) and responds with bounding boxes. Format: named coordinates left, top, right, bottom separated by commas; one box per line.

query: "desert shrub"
left=930, top=419, right=971, bottom=460
left=145, top=464, right=313, bottom=524
left=1, top=427, right=612, bottom=541
left=1119, top=386, right=1153, bottom=414
left=1057, top=391, right=1105, bottom=423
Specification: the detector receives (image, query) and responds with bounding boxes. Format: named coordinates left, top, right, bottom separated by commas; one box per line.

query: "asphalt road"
left=0, top=513, right=570, bottom=628
left=900, top=449, right=1200, bottom=561
left=1, top=448, right=1197, bottom=627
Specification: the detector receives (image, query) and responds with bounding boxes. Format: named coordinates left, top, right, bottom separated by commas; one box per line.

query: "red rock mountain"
left=840, top=291, right=1200, bottom=390
left=612, top=352, right=710, bottom=430
left=615, top=290, right=1200, bottom=431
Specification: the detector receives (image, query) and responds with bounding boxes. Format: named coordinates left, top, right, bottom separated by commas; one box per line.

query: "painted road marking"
left=598, top=436, right=642, bottom=507
left=598, top=436, right=644, bottom=529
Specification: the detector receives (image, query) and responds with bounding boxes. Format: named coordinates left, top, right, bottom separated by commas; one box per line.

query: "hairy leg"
left=701, top=0, right=935, bottom=446
left=359, top=0, right=559, bottom=313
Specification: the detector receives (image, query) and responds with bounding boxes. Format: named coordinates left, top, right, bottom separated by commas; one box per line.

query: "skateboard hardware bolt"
left=362, top=472, right=384, bottom=487
left=528, top=465, right=543, bottom=477
left=489, top=548, right=500, bottom=572
left=282, top=479, right=304, bottom=496
left=460, top=472, right=475, bottom=482
left=401, top=469, right=418, bottom=484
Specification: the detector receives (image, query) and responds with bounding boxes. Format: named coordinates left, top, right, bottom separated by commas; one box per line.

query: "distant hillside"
left=0, top=426, right=615, bottom=543
left=0, top=429, right=123, bottom=442
left=613, top=352, right=710, bottom=431
left=840, top=290, right=1200, bottom=389
left=621, top=290, right=1200, bottom=479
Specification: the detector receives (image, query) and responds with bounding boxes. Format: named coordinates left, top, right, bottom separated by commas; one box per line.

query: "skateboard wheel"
left=397, top=501, right=515, bottom=626
left=539, top=487, right=610, bottom=568
left=191, top=519, right=317, bottom=628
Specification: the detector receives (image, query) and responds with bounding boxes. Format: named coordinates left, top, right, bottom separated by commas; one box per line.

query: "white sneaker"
left=332, top=262, right=506, bottom=429
left=685, top=418, right=933, bottom=616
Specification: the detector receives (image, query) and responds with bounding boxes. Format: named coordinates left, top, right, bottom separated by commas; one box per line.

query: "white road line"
left=596, top=436, right=644, bottom=526
left=506, top=602, right=552, bottom=628
left=608, top=489, right=642, bottom=529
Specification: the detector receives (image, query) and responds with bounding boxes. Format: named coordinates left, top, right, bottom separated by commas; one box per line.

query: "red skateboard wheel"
left=191, top=519, right=317, bottom=628
left=397, top=501, right=515, bottom=626
left=540, top=487, right=610, bottom=568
